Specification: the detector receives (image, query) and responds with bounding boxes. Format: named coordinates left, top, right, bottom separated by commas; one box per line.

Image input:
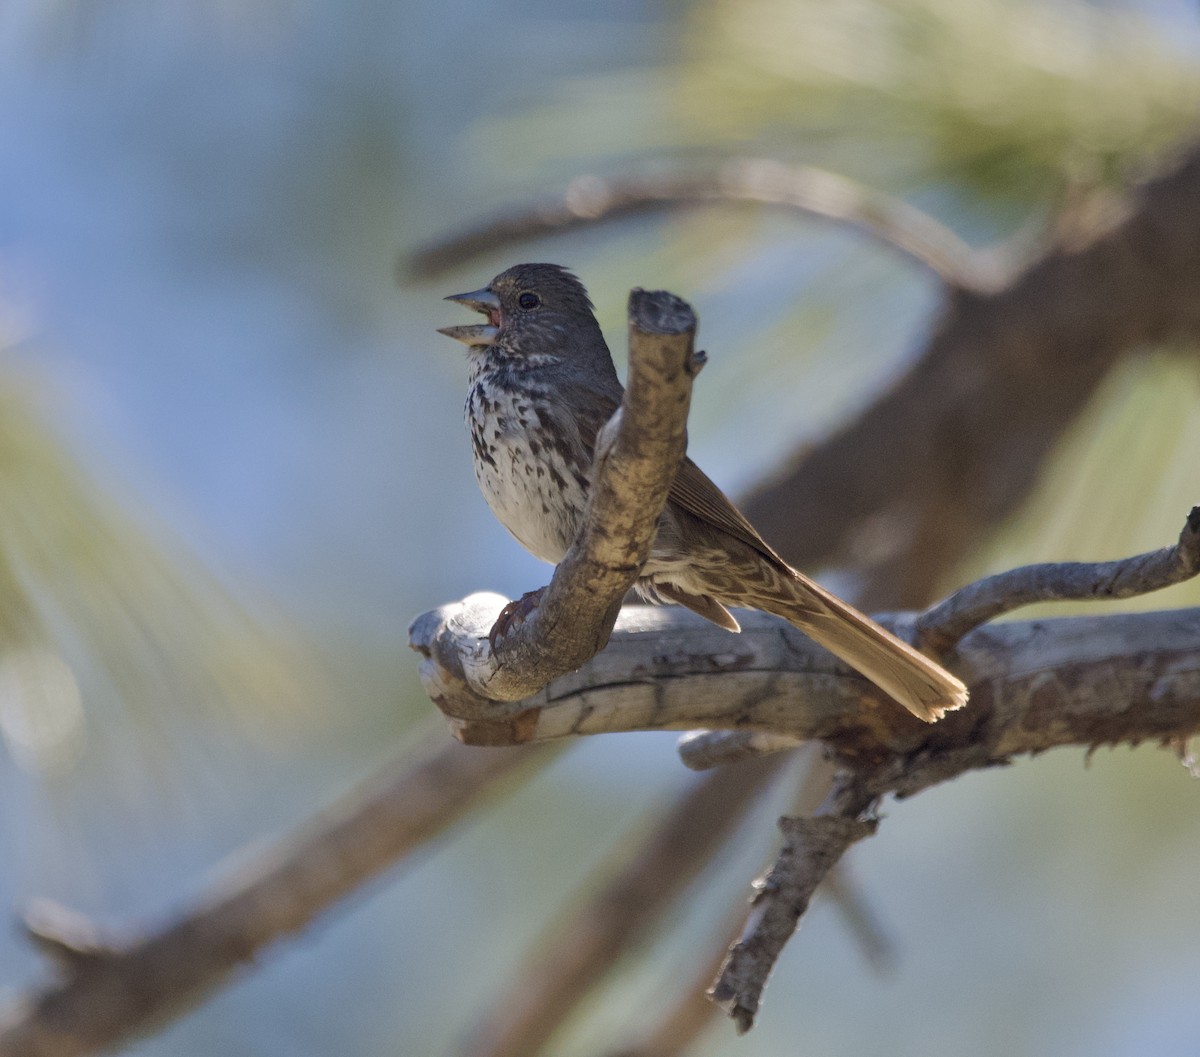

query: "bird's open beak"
left=441, top=287, right=501, bottom=346
left=438, top=323, right=498, bottom=347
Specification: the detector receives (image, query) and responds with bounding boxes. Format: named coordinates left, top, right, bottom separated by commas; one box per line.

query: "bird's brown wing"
left=667, top=458, right=967, bottom=721
left=668, top=457, right=788, bottom=568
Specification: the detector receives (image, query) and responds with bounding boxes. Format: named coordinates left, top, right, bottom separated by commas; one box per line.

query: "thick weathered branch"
left=687, top=531, right=1200, bottom=1033
left=0, top=734, right=552, bottom=1057
left=415, top=289, right=702, bottom=709
left=697, top=604, right=1200, bottom=1030
left=916, top=504, right=1200, bottom=654
left=410, top=598, right=1200, bottom=754
left=408, top=160, right=998, bottom=292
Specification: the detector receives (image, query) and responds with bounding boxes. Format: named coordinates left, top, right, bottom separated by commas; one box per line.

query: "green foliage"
left=675, top=0, right=1200, bottom=199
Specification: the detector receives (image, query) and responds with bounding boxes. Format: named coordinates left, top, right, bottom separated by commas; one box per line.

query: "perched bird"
left=440, top=263, right=967, bottom=721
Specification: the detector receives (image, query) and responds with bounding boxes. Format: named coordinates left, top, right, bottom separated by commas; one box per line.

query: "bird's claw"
left=488, top=587, right=548, bottom=653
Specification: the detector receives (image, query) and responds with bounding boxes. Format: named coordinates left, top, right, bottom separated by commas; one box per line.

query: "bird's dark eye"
left=517, top=291, right=541, bottom=311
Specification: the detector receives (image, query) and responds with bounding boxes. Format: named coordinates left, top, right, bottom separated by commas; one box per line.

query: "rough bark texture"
left=413, top=599, right=1200, bottom=758
left=710, top=809, right=878, bottom=1033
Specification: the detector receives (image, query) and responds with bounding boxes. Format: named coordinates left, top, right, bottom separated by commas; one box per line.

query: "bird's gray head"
left=440, top=263, right=609, bottom=366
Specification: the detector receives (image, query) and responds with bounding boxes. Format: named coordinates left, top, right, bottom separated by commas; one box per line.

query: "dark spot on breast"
left=471, top=426, right=497, bottom=469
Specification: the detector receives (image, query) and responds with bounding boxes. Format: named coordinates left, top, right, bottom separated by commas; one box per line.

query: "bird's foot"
left=488, top=587, right=548, bottom=653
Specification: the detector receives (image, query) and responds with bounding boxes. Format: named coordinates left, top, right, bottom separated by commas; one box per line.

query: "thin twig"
left=407, top=160, right=999, bottom=293
left=604, top=745, right=826, bottom=1057
left=677, top=730, right=807, bottom=771
left=780, top=753, right=896, bottom=974
left=916, top=504, right=1200, bottom=655
left=0, top=732, right=552, bottom=1057
left=708, top=751, right=894, bottom=1033
left=709, top=781, right=878, bottom=1033
left=606, top=850, right=893, bottom=1057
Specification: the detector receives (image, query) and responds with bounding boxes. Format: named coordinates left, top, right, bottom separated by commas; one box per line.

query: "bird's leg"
left=488, top=586, right=549, bottom=652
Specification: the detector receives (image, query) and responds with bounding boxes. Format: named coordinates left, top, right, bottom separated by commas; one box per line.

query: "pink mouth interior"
left=486, top=307, right=501, bottom=327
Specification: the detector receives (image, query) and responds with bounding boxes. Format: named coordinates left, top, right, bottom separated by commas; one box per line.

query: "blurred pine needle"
left=680, top=0, right=1200, bottom=196
left=0, top=365, right=317, bottom=785
left=470, top=0, right=1200, bottom=205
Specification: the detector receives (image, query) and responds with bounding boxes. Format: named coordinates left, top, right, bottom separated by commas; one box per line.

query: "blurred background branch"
left=0, top=733, right=552, bottom=1057
left=409, top=160, right=1005, bottom=292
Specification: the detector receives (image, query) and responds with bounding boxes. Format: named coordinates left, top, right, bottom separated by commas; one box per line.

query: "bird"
left=439, top=262, right=967, bottom=722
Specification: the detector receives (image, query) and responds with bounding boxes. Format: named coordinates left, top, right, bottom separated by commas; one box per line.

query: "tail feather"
left=763, top=572, right=968, bottom=723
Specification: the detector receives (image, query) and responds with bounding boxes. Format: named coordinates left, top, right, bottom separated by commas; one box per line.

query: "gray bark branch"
left=412, top=522, right=1200, bottom=1033
left=411, top=598, right=1200, bottom=755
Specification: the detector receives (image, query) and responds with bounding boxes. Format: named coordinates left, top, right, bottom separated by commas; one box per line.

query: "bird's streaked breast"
left=465, top=368, right=588, bottom=565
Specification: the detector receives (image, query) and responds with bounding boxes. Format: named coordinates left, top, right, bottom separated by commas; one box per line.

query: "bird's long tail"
left=753, top=570, right=967, bottom=723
